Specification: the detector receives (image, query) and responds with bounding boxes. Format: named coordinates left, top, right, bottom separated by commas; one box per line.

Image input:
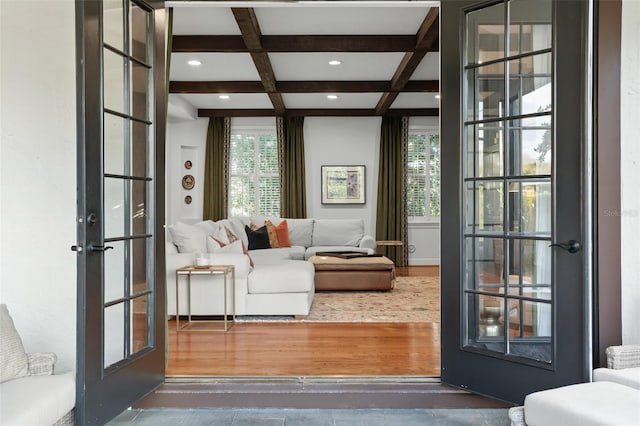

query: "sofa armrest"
left=606, top=345, right=640, bottom=369
left=26, top=352, right=57, bottom=376
left=359, top=235, right=376, bottom=250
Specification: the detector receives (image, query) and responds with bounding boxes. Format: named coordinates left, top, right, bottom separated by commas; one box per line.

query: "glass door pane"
left=463, top=0, right=553, bottom=366
left=102, top=0, right=154, bottom=370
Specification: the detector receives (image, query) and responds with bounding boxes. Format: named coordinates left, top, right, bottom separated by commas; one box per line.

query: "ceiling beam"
left=262, top=35, right=419, bottom=52
left=171, top=35, right=430, bottom=53
left=197, top=108, right=439, bottom=118
left=169, top=80, right=440, bottom=94
left=375, top=8, right=440, bottom=115
left=172, top=35, right=247, bottom=53
left=231, top=7, right=285, bottom=114
left=170, top=81, right=265, bottom=93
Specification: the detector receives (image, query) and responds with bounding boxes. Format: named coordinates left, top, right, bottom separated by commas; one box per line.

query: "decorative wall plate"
left=182, top=174, right=195, bottom=190
left=184, top=195, right=192, bottom=204
left=184, top=160, right=192, bottom=169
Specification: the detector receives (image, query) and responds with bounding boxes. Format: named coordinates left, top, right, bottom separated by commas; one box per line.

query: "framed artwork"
left=321, top=165, right=366, bottom=204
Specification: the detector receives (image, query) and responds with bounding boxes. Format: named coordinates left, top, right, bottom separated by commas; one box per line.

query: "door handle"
left=87, top=244, right=114, bottom=252
left=549, top=240, right=582, bottom=254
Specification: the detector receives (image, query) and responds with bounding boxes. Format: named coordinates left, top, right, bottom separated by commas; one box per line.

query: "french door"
left=440, top=0, right=593, bottom=403
left=75, top=0, right=166, bottom=423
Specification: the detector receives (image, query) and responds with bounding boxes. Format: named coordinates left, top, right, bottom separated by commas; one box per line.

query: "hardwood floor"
left=166, top=266, right=441, bottom=378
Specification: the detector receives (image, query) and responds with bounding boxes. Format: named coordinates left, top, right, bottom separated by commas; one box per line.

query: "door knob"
left=549, top=240, right=582, bottom=254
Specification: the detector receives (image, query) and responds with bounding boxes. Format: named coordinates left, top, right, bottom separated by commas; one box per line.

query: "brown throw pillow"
left=264, top=220, right=281, bottom=248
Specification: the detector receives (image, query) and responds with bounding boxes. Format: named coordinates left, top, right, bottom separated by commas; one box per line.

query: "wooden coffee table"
left=308, top=254, right=395, bottom=291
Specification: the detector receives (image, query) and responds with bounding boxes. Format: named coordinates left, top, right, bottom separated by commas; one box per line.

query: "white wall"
left=166, top=115, right=441, bottom=264
left=167, top=117, right=209, bottom=225
left=304, top=117, right=380, bottom=236
left=620, top=0, right=640, bottom=345
left=0, top=0, right=77, bottom=372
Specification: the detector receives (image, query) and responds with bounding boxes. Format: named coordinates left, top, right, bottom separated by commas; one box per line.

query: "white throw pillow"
left=168, top=222, right=209, bottom=253
left=209, top=239, right=243, bottom=254
left=0, top=304, right=29, bottom=383
left=210, top=224, right=230, bottom=246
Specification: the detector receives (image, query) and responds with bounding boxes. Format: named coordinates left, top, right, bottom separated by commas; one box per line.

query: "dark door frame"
left=156, top=0, right=624, bottom=405
left=594, top=0, right=622, bottom=368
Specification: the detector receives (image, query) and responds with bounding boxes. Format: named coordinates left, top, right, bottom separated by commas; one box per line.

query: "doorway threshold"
left=136, top=377, right=510, bottom=410
left=164, top=375, right=441, bottom=384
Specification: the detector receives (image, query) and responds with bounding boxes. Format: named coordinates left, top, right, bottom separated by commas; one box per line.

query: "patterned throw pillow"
left=224, top=226, right=239, bottom=243
left=264, top=220, right=281, bottom=248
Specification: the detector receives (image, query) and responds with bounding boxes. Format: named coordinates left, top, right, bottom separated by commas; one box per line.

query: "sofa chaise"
left=166, top=217, right=376, bottom=317
left=508, top=345, right=640, bottom=425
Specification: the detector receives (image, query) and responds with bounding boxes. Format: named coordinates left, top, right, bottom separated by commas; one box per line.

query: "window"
left=228, top=130, right=280, bottom=217
left=407, top=129, right=440, bottom=221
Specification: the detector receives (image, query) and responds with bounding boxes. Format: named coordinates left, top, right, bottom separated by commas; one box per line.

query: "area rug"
left=236, top=276, right=440, bottom=323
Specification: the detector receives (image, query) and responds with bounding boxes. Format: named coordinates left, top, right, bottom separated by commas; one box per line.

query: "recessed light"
left=327, top=95, right=338, bottom=100
left=219, top=95, right=230, bottom=100
left=187, top=59, right=202, bottom=67
left=328, top=60, right=342, bottom=66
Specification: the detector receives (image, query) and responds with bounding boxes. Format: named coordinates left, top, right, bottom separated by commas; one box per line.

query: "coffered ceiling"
left=168, top=1, right=441, bottom=120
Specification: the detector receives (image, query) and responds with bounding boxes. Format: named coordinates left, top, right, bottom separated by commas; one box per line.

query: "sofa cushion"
left=524, top=381, right=640, bottom=426
left=248, top=261, right=314, bottom=294
left=286, top=219, right=314, bottom=247
left=246, top=225, right=271, bottom=250
left=248, top=246, right=306, bottom=264
left=312, top=219, right=364, bottom=247
left=168, top=221, right=215, bottom=253
left=0, top=304, right=29, bottom=384
left=247, top=248, right=292, bottom=264
left=0, top=371, right=75, bottom=426
left=594, top=366, right=640, bottom=390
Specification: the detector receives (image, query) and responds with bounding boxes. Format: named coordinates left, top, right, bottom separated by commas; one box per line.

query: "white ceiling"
left=168, top=1, right=440, bottom=114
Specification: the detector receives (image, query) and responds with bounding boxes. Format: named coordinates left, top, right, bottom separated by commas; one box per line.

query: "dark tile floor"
left=108, top=408, right=510, bottom=425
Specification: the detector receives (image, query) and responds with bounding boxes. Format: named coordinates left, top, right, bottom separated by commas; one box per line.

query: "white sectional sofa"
left=166, top=217, right=375, bottom=317
left=0, top=304, right=75, bottom=426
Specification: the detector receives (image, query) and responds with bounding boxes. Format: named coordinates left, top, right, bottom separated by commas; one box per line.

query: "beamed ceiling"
left=168, top=2, right=440, bottom=120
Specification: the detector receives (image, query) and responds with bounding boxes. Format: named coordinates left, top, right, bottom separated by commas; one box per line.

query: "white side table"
left=175, top=264, right=235, bottom=332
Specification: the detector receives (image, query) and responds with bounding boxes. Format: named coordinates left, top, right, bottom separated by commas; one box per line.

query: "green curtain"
left=279, top=116, right=307, bottom=218
left=203, top=117, right=230, bottom=221
left=376, top=116, right=409, bottom=266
